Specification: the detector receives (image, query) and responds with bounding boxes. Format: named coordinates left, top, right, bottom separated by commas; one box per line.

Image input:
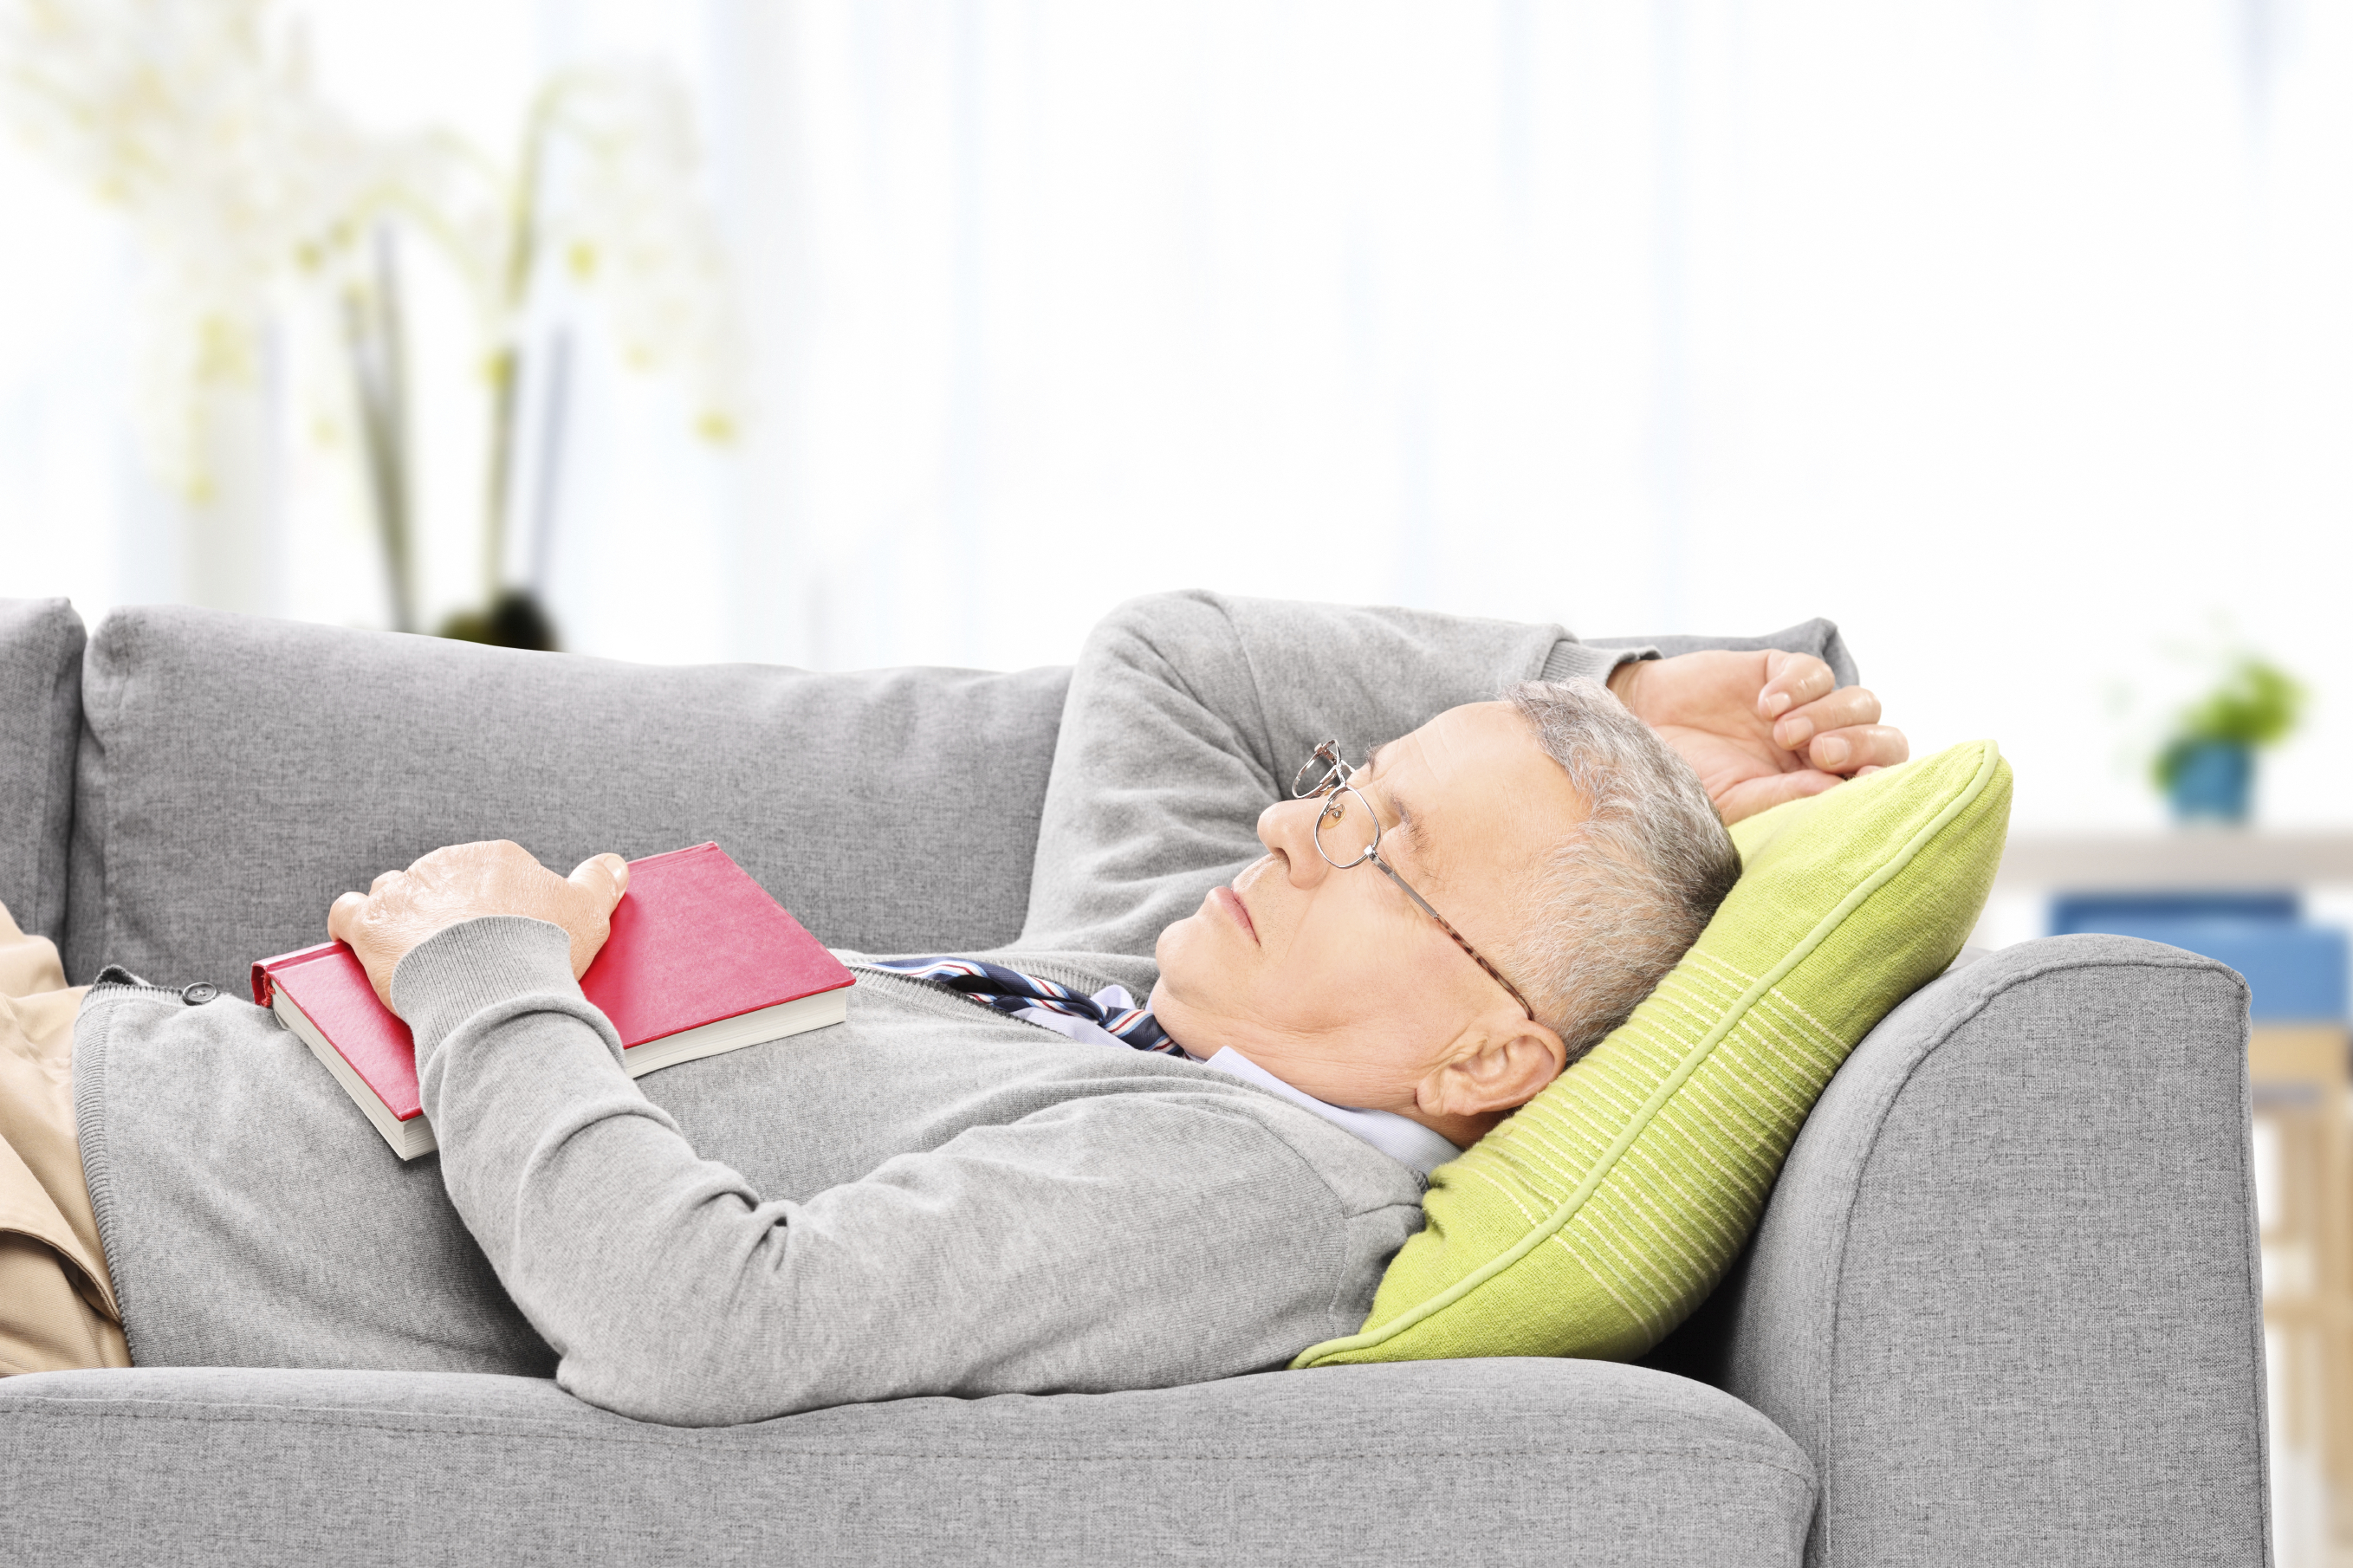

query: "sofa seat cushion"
left=0, top=1359, right=1812, bottom=1567
left=64, top=606, right=1069, bottom=989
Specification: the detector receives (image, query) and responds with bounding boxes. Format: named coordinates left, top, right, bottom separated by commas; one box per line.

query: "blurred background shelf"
left=1995, top=833, right=2353, bottom=891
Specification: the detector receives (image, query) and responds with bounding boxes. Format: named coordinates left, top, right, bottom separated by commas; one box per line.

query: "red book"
left=251, top=843, right=857, bottom=1159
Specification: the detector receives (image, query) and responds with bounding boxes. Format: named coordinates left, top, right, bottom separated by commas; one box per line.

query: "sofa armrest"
left=1718, top=934, right=2270, bottom=1567
left=0, top=597, right=83, bottom=941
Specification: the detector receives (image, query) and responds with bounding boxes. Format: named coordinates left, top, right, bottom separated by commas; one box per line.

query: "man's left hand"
left=328, top=841, right=631, bottom=1012
left=1607, top=651, right=1908, bottom=824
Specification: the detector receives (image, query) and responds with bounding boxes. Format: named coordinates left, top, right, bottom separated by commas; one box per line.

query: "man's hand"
left=327, top=841, right=631, bottom=1011
left=1607, top=651, right=1908, bottom=824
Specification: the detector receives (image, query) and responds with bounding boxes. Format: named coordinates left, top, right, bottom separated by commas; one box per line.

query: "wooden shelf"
left=1993, top=833, right=2353, bottom=891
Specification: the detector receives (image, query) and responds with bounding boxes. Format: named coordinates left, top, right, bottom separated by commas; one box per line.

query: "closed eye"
left=1360, top=742, right=1421, bottom=846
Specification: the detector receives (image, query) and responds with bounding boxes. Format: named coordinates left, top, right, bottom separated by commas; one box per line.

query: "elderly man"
left=11, top=593, right=1902, bottom=1422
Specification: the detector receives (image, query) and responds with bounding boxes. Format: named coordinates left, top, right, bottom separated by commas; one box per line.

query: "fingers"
left=568, top=852, right=631, bottom=911
left=1765, top=679, right=1908, bottom=775
left=1770, top=684, right=1882, bottom=749
left=1805, top=722, right=1909, bottom=774
left=1757, top=653, right=1837, bottom=721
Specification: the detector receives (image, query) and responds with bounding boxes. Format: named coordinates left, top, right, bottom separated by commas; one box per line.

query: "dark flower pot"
left=438, top=589, right=561, bottom=651
left=2167, top=741, right=2253, bottom=824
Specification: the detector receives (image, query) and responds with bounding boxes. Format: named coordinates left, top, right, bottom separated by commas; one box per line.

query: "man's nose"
left=1257, top=797, right=1333, bottom=887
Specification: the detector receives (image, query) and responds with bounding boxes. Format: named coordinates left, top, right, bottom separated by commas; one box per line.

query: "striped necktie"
left=868, top=956, right=1178, bottom=1054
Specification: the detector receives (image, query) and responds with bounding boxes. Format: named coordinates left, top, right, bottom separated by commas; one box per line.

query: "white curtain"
left=4, top=1, right=2352, bottom=833
left=685, top=0, right=2353, bottom=836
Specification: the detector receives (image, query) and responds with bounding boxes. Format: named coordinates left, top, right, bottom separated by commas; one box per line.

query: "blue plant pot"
left=2168, top=741, right=2253, bottom=824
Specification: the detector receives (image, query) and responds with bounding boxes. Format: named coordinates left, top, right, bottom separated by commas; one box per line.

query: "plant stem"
left=345, top=225, right=416, bottom=633
left=481, top=346, right=517, bottom=601
left=480, top=80, right=562, bottom=604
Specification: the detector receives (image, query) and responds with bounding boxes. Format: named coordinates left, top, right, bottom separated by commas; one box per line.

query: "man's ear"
left=1418, top=1016, right=1568, bottom=1120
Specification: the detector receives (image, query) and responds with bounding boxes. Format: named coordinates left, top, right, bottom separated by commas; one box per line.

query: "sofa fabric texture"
left=62, top=606, right=1069, bottom=989
left=1717, top=936, right=2269, bottom=1567
left=0, top=1359, right=1817, bottom=1568
left=0, top=599, right=85, bottom=944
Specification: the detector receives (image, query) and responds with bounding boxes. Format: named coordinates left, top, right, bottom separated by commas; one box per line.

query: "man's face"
left=1149, top=701, right=1586, bottom=1116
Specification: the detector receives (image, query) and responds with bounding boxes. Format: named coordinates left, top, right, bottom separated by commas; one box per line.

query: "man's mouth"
left=1214, top=885, right=1259, bottom=945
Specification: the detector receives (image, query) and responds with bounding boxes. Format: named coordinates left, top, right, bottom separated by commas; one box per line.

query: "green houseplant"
left=2152, top=656, right=2305, bottom=823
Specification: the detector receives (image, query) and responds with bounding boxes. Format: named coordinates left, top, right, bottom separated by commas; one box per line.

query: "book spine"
left=250, top=941, right=351, bottom=1008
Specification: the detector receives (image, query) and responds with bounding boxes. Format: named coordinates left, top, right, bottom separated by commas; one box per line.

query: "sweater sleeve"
left=1014, top=589, right=1653, bottom=958
left=395, top=915, right=1405, bottom=1426
left=1581, top=617, right=1860, bottom=687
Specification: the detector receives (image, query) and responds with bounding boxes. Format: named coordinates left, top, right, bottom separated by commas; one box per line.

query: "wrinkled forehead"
left=1372, top=701, right=1588, bottom=879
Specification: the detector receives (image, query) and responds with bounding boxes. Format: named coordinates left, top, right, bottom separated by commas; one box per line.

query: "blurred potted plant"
left=425, top=65, right=737, bottom=649
left=2152, top=655, right=2305, bottom=824
left=0, top=0, right=736, bottom=649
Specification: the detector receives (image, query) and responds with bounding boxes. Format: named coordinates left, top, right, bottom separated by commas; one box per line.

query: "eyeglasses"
left=1289, top=739, right=1537, bottom=1022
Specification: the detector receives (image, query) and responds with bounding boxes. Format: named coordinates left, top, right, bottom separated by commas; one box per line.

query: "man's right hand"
left=1606, top=651, right=1909, bottom=823
left=328, top=841, right=631, bottom=1012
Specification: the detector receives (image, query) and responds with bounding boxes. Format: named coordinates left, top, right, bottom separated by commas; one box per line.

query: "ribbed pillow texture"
left=1293, top=738, right=2013, bottom=1369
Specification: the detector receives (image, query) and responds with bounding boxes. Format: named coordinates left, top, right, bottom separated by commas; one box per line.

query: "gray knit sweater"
left=80, top=593, right=1840, bottom=1424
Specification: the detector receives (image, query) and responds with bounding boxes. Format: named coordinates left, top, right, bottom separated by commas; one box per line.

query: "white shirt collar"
left=1195, top=1047, right=1462, bottom=1177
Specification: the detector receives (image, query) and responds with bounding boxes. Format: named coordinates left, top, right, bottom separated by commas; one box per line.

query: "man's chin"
left=1145, top=928, right=1229, bottom=1058
left=1148, top=918, right=1202, bottom=1005
left=1143, top=976, right=1202, bottom=1058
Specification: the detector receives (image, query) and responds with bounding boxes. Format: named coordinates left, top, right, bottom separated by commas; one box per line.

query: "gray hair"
left=1500, top=677, right=1741, bottom=1066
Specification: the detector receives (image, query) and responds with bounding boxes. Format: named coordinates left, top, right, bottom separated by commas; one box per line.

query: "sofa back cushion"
left=0, top=599, right=87, bottom=942
left=63, top=607, right=1069, bottom=988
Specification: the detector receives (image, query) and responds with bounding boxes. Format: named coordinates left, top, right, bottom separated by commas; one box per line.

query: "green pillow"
left=1293, top=738, right=2012, bottom=1369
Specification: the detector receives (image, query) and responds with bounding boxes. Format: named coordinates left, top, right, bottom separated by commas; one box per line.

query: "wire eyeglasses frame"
left=1289, top=739, right=1538, bottom=1023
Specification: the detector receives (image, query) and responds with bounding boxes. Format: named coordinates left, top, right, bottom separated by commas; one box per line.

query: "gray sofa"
left=0, top=597, right=2270, bottom=1566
